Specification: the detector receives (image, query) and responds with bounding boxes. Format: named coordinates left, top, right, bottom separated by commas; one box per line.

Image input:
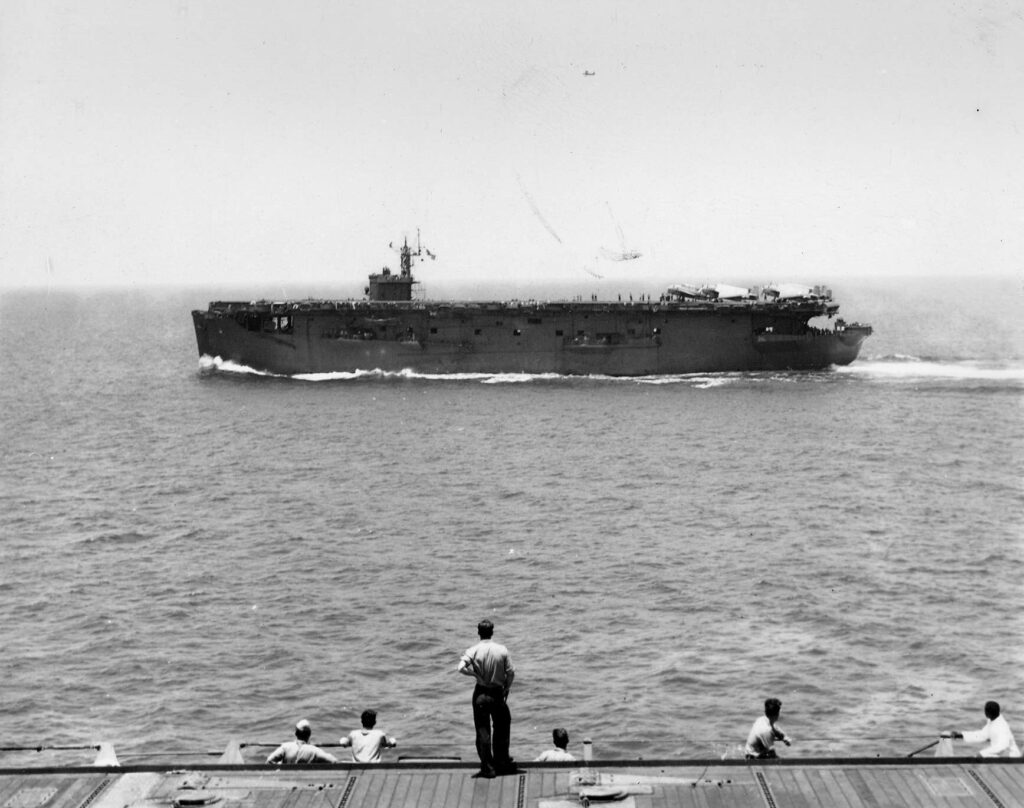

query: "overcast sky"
left=1, top=0, right=1022, bottom=291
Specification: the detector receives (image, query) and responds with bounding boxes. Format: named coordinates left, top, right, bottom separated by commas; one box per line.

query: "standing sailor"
left=948, top=701, right=1022, bottom=757
left=458, top=619, right=516, bottom=777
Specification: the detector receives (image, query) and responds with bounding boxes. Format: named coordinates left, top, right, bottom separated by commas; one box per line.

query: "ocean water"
left=1, top=276, right=1022, bottom=768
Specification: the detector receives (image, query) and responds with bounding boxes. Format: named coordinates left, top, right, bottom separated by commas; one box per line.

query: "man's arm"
left=266, top=744, right=286, bottom=764
left=772, top=723, right=791, bottom=746
left=338, top=735, right=352, bottom=748
left=457, top=652, right=478, bottom=678
left=504, top=654, right=515, bottom=692
left=313, top=747, right=338, bottom=764
left=962, top=725, right=992, bottom=746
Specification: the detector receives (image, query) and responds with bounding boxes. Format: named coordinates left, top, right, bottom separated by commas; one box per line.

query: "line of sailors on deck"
left=266, top=713, right=574, bottom=766
left=266, top=698, right=1020, bottom=765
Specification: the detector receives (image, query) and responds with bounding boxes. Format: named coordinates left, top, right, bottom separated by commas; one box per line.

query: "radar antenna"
left=389, top=230, right=436, bottom=278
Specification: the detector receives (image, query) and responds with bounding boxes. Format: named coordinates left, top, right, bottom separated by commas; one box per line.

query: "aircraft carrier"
left=192, top=237, right=872, bottom=377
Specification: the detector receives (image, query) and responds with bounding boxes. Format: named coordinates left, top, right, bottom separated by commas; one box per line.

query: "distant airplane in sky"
left=583, top=70, right=595, bottom=76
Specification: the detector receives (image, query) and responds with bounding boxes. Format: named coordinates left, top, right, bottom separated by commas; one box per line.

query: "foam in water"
left=837, top=358, right=1024, bottom=383
left=199, top=355, right=279, bottom=377
left=200, top=353, right=1024, bottom=388
left=200, top=355, right=741, bottom=386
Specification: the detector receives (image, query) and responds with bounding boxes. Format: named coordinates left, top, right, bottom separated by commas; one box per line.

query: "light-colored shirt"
left=745, top=715, right=786, bottom=757
left=339, top=728, right=396, bottom=763
left=458, top=638, right=515, bottom=690
left=266, top=740, right=338, bottom=764
left=535, top=747, right=575, bottom=762
left=963, top=715, right=1021, bottom=757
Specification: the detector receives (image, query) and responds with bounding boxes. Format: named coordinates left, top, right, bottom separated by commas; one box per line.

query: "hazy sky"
left=2, top=0, right=1022, bottom=291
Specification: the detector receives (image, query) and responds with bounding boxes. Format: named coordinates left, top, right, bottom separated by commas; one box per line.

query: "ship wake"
left=198, top=353, right=1024, bottom=388
left=198, top=357, right=830, bottom=388
left=836, top=357, right=1024, bottom=385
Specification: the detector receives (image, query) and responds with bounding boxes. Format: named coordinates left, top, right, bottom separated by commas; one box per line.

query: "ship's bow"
left=192, top=309, right=214, bottom=358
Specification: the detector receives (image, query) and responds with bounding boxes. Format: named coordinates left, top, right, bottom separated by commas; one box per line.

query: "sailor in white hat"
left=266, top=719, right=338, bottom=765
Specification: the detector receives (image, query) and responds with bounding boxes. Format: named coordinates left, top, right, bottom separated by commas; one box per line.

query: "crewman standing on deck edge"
left=458, top=618, right=516, bottom=778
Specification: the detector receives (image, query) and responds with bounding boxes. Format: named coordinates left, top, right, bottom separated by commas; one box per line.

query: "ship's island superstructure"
left=192, top=237, right=872, bottom=376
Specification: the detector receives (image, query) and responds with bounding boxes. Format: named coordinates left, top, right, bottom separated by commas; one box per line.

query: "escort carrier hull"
left=192, top=239, right=872, bottom=377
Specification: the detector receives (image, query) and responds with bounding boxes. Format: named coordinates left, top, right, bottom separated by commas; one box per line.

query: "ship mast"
left=401, top=228, right=428, bottom=278
left=400, top=238, right=413, bottom=278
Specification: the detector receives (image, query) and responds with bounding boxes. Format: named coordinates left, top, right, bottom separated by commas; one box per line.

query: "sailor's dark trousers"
left=472, top=684, right=511, bottom=773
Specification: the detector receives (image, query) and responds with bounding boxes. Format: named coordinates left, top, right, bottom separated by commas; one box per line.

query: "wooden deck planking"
left=393, top=771, right=430, bottom=808
left=676, top=780, right=764, bottom=808
left=792, top=766, right=842, bottom=807
left=889, top=766, right=936, bottom=807
left=714, top=780, right=763, bottom=808
left=848, top=767, right=901, bottom=808
left=438, top=771, right=469, bottom=808
left=716, top=781, right=768, bottom=808
left=831, top=768, right=877, bottom=808
left=286, top=788, right=337, bottom=808
left=651, top=783, right=685, bottom=807
left=767, top=767, right=823, bottom=808
left=0, top=772, right=38, bottom=805
left=468, top=771, right=498, bottom=807
left=419, top=770, right=451, bottom=808
left=348, top=770, right=396, bottom=808
left=385, top=770, right=424, bottom=808
left=844, top=767, right=895, bottom=808
left=879, top=766, right=934, bottom=807
left=1, top=760, right=1024, bottom=807
left=66, top=774, right=116, bottom=807
left=0, top=773, right=27, bottom=805
left=819, top=768, right=864, bottom=808
left=342, top=772, right=375, bottom=807
left=524, top=768, right=556, bottom=805
left=690, top=785, right=737, bottom=808
left=900, top=766, right=971, bottom=807
left=388, top=769, right=416, bottom=808
left=0, top=772, right=110, bottom=808
left=868, top=770, right=917, bottom=806
left=464, top=771, right=492, bottom=807
left=428, top=771, right=462, bottom=808
left=660, top=783, right=700, bottom=808
left=412, top=769, right=465, bottom=808
left=430, top=771, right=459, bottom=808
left=377, top=769, right=408, bottom=808
left=986, top=764, right=1024, bottom=805
left=0, top=774, right=37, bottom=807
left=978, top=763, right=1024, bottom=806
left=258, top=787, right=321, bottom=808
